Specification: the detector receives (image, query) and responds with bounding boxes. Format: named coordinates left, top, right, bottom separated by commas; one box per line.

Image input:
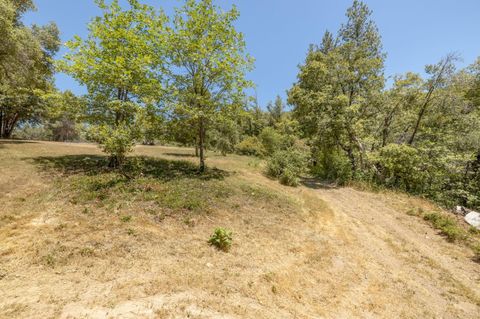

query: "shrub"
left=235, top=136, right=266, bottom=157
left=311, top=146, right=352, bottom=184
left=266, top=148, right=308, bottom=186
left=423, top=212, right=465, bottom=242
left=372, top=144, right=426, bottom=192
left=87, top=123, right=139, bottom=168
left=259, top=127, right=283, bottom=155
left=208, top=227, right=233, bottom=252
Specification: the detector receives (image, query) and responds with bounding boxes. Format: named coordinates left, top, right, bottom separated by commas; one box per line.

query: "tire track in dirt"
left=239, top=171, right=480, bottom=318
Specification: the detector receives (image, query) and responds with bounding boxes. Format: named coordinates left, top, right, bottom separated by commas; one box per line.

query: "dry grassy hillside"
left=0, top=140, right=479, bottom=319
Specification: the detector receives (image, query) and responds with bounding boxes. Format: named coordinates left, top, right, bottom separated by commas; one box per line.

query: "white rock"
left=464, top=211, right=480, bottom=229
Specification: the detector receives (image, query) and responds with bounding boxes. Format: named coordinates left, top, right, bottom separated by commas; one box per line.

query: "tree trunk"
left=1, top=113, right=18, bottom=139
left=408, top=87, right=434, bottom=145
left=198, top=118, right=206, bottom=173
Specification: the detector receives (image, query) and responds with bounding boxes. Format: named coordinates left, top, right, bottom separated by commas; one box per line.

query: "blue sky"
left=24, top=0, right=480, bottom=108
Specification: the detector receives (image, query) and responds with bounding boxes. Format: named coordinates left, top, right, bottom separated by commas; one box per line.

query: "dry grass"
left=1, top=140, right=479, bottom=319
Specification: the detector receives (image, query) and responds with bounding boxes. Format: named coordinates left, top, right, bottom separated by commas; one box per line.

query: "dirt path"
left=1, top=142, right=479, bottom=318
left=237, top=170, right=480, bottom=318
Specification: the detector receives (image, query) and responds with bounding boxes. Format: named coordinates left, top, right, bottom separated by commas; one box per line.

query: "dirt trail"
left=1, top=142, right=479, bottom=318
left=238, top=171, right=480, bottom=318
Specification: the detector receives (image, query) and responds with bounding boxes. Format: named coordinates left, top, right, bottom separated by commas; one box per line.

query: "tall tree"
left=0, top=0, right=60, bottom=138
left=408, top=54, right=458, bottom=145
left=267, top=95, right=284, bottom=126
left=60, top=0, right=168, bottom=166
left=168, top=0, right=253, bottom=172
left=288, top=0, right=385, bottom=174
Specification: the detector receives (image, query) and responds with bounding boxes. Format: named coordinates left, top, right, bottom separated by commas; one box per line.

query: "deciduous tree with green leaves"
left=167, top=0, right=253, bottom=172
left=288, top=0, right=385, bottom=177
left=0, top=0, right=60, bottom=138
left=59, top=0, right=168, bottom=167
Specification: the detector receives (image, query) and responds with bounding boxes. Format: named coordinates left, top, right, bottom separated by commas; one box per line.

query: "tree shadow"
left=30, top=155, right=228, bottom=181
left=0, top=139, right=39, bottom=145
left=163, top=152, right=197, bottom=158
left=301, top=177, right=338, bottom=190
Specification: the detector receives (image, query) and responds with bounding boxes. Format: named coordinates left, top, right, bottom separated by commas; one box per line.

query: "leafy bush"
left=266, top=148, right=308, bottom=186
left=208, top=227, right=233, bottom=252
left=423, top=212, right=465, bottom=242
left=235, top=136, right=267, bottom=157
left=373, top=144, right=427, bottom=192
left=311, top=146, right=352, bottom=184
left=259, top=127, right=283, bottom=155
left=87, top=123, right=139, bottom=168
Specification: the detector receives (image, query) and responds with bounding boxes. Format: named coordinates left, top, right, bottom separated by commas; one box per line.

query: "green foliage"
left=288, top=0, right=385, bottom=174
left=167, top=0, right=254, bottom=171
left=266, top=148, right=308, bottom=186
left=0, top=0, right=60, bottom=138
left=423, top=212, right=465, bottom=242
left=235, top=136, right=266, bottom=157
left=208, top=227, right=233, bottom=252
left=87, top=122, right=139, bottom=167
left=60, top=0, right=167, bottom=165
left=372, top=144, right=426, bottom=192
left=259, top=127, right=284, bottom=155
left=311, top=146, right=352, bottom=184
left=208, top=118, right=241, bottom=156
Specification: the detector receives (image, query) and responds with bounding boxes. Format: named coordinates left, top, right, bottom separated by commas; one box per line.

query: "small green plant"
left=120, top=215, right=132, bottom=223
left=423, top=212, right=465, bottom=242
left=468, top=226, right=480, bottom=235
left=126, top=228, right=136, bottom=236
left=79, top=247, right=94, bottom=257
left=208, top=227, right=233, bottom=252
left=42, top=254, right=55, bottom=267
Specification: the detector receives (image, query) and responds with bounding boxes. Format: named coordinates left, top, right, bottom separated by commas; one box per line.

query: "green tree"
left=60, top=0, right=168, bottom=167
left=168, top=0, right=253, bottom=172
left=0, top=0, right=60, bottom=138
left=289, top=0, right=385, bottom=175
left=266, top=95, right=284, bottom=126
left=42, top=90, right=86, bottom=141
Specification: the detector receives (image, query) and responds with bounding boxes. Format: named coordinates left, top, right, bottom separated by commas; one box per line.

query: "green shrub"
left=259, top=127, right=283, bottom=155
left=208, top=227, right=233, bottom=252
left=423, top=212, right=465, bottom=242
left=235, top=136, right=266, bottom=157
left=311, top=146, right=352, bottom=184
left=266, top=148, right=308, bottom=186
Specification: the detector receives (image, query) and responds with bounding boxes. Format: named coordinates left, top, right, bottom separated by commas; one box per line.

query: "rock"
left=454, top=206, right=469, bottom=216
left=464, top=211, right=480, bottom=229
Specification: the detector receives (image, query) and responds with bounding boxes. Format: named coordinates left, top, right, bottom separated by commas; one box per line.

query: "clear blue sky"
left=24, top=0, right=480, bottom=108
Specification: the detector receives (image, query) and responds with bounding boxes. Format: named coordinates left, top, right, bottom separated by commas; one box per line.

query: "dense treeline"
left=1, top=0, right=479, bottom=210
left=288, top=1, right=480, bottom=208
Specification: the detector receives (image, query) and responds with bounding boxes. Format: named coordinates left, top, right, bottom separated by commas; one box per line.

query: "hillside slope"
left=0, top=140, right=479, bottom=319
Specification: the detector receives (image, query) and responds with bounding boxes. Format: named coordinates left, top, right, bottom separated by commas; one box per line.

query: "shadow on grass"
left=0, top=139, right=39, bottom=145
left=163, top=152, right=197, bottom=158
left=301, top=178, right=338, bottom=190
left=30, top=154, right=228, bottom=181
